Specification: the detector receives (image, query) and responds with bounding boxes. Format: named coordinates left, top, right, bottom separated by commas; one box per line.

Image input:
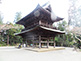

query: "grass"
left=80, top=49, right=81, bottom=51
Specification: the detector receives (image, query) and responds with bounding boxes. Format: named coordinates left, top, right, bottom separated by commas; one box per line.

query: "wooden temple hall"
left=15, top=4, right=65, bottom=48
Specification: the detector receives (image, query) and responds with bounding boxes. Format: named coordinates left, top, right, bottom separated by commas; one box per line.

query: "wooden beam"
left=41, top=37, right=48, bottom=39
left=49, top=41, right=54, bottom=43
left=33, top=41, right=39, bottom=43
left=33, top=41, right=54, bottom=43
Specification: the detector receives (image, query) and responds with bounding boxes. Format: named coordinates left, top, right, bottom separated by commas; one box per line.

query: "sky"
left=0, top=0, right=69, bottom=23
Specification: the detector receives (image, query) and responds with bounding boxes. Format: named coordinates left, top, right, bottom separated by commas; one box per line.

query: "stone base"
left=22, top=47, right=65, bottom=52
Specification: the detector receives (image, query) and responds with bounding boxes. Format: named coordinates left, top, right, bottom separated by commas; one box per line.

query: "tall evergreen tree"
left=0, top=12, right=3, bottom=24
left=14, top=12, right=22, bottom=23
left=0, top=0, right=2, bottom=4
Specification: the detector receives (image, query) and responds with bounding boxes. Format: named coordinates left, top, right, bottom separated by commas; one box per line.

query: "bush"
left=0, top=41, right=6, bottom=46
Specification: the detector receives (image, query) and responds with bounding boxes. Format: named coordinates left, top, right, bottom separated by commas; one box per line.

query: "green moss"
left=80, top=49, right=81, bottom=51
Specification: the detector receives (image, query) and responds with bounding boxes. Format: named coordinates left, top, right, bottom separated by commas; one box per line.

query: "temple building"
left=15, top=4, right=65, bottom=48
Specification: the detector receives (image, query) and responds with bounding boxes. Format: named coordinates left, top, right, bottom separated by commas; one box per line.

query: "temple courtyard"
left=0, top=46, right=81, bottom=61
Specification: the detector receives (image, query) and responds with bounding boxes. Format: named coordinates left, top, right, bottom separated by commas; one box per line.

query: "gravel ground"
left=0, top=46, right=81, bottom=61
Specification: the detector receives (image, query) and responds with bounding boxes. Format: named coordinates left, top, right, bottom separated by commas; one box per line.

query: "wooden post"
left=32, top=41, right=34, bottom=48
left=32, top=36, right=35, bottom=48
left=26, top=41, right=27, bottom=47
left=53, top=37, right=55, bottom=48
left=47, top=38, right=49, bottom=48
left=7, top=35, right=9, bottom=46
left=39, top=20, right=41, bottom=25
left=25, top=37, right=27, bottom=47
left=39, top=36, right=41, bottom=49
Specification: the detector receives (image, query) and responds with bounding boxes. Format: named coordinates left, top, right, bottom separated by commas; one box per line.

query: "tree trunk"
left=7, top=35, right=9, bottom=46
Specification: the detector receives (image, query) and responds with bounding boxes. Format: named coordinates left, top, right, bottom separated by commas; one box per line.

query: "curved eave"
left=16, top=4, right=63, bottom=26
left=42, top=5, right=63, bottom=22
left=14, top=26, right=65, bottom=36
left=40, top=26, right=65, bottom=34
left=16, top=4, right=41, bottom=25
left=54, top=17, right=64, bottom=22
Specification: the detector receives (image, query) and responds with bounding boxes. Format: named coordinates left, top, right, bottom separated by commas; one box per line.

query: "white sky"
left=0, top=0, right=69, bottom=23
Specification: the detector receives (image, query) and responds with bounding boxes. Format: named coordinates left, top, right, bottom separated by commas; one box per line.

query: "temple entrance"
left=15, top=4, right=65, bottom=49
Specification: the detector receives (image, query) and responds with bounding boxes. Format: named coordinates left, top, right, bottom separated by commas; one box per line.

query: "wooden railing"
left=22, top=20, right=57, bottom=31
left=33, top=41, right=54, bottom=43
left=39, top=20, right=57, bottom=29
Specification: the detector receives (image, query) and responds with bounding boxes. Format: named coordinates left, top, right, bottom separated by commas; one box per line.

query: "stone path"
left=0, top=46, right=81, bottom=61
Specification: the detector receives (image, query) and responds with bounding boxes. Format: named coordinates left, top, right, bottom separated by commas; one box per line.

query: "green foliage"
left=58, top=21, right=67, bottom=31
left=0, top=23, right=23, bottom=46
left=75, top=41, right=81, bottom=49
left=55, top=20, right=81, bottom=47
left=0, top=11, right=23, bottom=46
left=55, top=37, right=59, bottom=42
left=6, top=28, right=23, bottom=45
left=55, top=21, right=75, bottom=47
left=0, top=35, right=3, bottom=41
left=0, top=12, right=3, bottom=24
left=0, top=41, right=6, bottom=46
left=14, top=12, right=22, bottom=23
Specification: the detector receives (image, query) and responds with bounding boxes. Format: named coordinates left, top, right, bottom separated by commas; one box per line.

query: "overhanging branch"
left=75, top=35, right=81, bottom=42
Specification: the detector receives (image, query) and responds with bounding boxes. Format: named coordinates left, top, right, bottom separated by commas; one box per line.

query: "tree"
left=14, top=12, right=22, bottom=23
left=0, top=12, right=3, bottom=24
left=68, top=0, right=81, bottom=26
left=0, top=23, right=23, bottom=46
left=14, top=12, right=24, bottom=31
left=54, top=21, right=66, bottom=46
left=6, top=28, right=23, bottom=45
left=0, top=0, right=2, bottom=4
left=0, top=11, right=23, bottom=46
left=68, top=0, right=81, bottom=48
left=54, top=21, right=74, bottom=47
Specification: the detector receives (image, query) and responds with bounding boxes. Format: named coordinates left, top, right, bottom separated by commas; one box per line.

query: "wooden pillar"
left=32, top=42, right=34, bottom=48
left=47, top=38, right=49, bottom=48
left=25, top=37, right=27, bottom=47
left=26, top=41, right=27, bottom=47
left=39, top=36, right=41, bottom=49
left=32, top=36, right=35, bottom=48
left=39, top=20, right=41, bottom=25
left=53, top=37, right=55, bottom=48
